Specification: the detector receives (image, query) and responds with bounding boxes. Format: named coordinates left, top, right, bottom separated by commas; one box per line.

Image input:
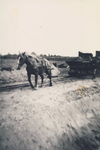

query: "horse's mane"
left=23, top=52, right=43, bottom=63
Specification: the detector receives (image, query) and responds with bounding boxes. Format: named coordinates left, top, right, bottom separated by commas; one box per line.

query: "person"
left=90, top=58, right=97, bottom=79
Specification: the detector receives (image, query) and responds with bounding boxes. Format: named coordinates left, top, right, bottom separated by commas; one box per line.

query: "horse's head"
left=17, top=52, right=26, bottom=70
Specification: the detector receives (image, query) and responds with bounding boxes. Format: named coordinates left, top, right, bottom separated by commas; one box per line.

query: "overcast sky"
left=1, top=0, right=100, bottom=56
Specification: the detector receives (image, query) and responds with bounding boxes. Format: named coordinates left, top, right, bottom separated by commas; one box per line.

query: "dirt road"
left=0, top=76, right=100, bottom=150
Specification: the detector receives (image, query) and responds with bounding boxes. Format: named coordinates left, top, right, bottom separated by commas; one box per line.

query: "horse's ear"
left=18, top=51, right=21, bottom=57
left=18, top=52, right=24, bottom=58
left=24, top=52, right=28, bottom=58
left=19, top=51, right=21, bottom=55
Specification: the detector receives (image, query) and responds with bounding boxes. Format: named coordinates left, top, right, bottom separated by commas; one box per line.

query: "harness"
left=18, top=52, right=52, bottom=70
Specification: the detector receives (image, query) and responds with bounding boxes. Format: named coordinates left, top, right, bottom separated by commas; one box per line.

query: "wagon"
left=66, top=57, right=95, bottom=77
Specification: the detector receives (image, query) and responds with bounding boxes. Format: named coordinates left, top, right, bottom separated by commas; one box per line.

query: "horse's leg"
left=27, top=72, right=34, bottom=88
left=46, top=69, right=52, bottom=86
left=34, top=73, right=38, bottom=89
left=39, top=67, right=44, bottom=87
left=40, top=74, right=44, bottom=87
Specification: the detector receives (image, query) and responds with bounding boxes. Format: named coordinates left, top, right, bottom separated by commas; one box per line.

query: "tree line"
left=0, top=53, right=69, bottom=61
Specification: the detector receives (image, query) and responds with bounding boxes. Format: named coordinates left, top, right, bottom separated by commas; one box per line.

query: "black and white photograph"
left=0, top=0, right=100, bottom=150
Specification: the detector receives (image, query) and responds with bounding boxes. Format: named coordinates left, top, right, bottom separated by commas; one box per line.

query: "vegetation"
left=0, top=53, right=71, bottom=61
left=0, top=53, right=18, bottom=59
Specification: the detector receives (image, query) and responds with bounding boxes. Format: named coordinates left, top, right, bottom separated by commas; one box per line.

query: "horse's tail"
left=42, top=58, right=51, bottom=69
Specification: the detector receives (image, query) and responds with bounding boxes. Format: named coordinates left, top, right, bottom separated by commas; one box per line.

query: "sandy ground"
left=0, top=75, right=100, bottom=150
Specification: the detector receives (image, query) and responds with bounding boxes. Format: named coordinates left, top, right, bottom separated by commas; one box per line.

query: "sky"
left=1, top=0, right=100, bottom=56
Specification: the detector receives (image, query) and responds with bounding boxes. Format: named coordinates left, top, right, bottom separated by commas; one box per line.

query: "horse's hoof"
left=50, top=83, right=53, bottom=86
left=31, top=86, right=34, bottom=89
left=34, top=86, right=38, bottom=90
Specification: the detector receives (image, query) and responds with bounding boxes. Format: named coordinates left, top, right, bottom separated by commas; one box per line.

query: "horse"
left=17, top=52, right=53, bottom=89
